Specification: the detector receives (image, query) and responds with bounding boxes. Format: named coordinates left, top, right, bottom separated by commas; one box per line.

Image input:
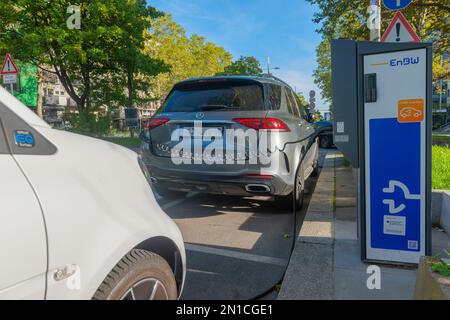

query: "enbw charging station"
left=331, top=40, right=432, bottom=265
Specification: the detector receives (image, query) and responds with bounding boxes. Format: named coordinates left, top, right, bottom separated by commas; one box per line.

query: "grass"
left=63, top=128, right=142, bottom=149
left=432, top=145, right=450, bottom=190
left=103, top=136, right=141, bottom=149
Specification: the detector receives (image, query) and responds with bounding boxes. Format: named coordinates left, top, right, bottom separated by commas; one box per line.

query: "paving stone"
left=278, top=242, right=333, bottom=300
left=335, top=207, right=357, bottom=221
left=335, top=221, right=357, bottom=241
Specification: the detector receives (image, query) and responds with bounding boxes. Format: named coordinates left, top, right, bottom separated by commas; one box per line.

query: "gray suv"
left=140, top=76, right=319, bottom=209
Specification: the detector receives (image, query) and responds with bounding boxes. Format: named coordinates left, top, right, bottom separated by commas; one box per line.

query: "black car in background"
left=313, top=121, right=334, bottom=148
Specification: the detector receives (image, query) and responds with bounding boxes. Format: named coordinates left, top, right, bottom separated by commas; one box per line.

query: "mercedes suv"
left=140, top=76, right=319, bottom=209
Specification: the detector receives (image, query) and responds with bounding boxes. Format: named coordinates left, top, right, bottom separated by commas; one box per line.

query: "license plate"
left=182, top=126, right=224, bottom=137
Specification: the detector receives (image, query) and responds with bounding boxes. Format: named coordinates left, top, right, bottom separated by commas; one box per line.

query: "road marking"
left=161, top=192, right=198, bottom=210
left=185, top=243, right=288, bottom=267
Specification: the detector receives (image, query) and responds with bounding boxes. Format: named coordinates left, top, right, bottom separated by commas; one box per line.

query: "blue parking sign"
left=383, top=0, right=413, bottom=10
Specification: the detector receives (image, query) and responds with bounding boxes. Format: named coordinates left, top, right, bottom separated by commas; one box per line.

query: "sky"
left=149, top=0, right=328, bottom=111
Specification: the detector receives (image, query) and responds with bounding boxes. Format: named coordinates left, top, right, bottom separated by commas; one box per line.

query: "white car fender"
left=14, top=128, right=185, bottom=299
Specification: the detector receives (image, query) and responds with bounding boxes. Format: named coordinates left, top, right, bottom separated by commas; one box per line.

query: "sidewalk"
left=278, top=151, right=450, bottom=300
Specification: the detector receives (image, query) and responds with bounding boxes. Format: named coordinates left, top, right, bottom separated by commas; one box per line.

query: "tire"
left=277, top=158, right=305, bottom=211
left=153, top=185, right=186, bottom=199
left=319, top=135, right=331, bottom=149
left=93, top=249, right=178, bottom=300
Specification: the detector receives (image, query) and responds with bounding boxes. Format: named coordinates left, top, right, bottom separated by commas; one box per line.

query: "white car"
left=0, top=86, right=185, bottom=300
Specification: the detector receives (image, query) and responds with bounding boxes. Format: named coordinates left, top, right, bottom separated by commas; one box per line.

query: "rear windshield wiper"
left=200, top=104, right=240, bottom=111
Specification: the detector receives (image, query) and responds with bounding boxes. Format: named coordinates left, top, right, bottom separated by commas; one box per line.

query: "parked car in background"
left=0, top=86, right=185, bottom=300
left=313, top=120, right=334, bottom=149
left=140, top=75, right=319, bottom=209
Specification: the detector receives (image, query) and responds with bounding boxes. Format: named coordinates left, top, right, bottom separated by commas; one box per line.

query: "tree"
left=218, top=56, right=263, bottom=76
left=307, top=0, right=449, bottom=102
left=145, top=14, right=232, bottom=102
left=296, top=91, right=311, bottom=116
left=313, top=41, right=332, bottom=104
left=0, top=0, right=168, bottom=114
left=111, top=2, right=168, bottom=110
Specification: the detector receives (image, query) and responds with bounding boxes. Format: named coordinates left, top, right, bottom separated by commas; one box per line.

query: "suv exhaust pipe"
left=245, top=184, right=271, bottom=194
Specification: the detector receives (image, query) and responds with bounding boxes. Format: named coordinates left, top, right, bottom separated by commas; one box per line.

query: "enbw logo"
left=390, top=57, right=420, bottom=67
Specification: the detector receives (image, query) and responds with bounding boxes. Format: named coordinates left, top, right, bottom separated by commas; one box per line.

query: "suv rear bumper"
left=147, top=165, right=293, bottom=197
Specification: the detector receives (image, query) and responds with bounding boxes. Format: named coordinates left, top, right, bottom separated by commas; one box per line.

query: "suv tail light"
left=145, top=118, right=170, bottom=130
left=232, top=118, right=290, bottom=132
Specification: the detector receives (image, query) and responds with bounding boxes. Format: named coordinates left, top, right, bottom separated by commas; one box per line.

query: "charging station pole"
left=331, top=40, right=432, bottom=265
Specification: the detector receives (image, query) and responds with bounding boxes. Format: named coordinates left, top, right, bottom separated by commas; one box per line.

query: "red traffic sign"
left=381, top=12, right=421, bottom=43
left=0, top=53, right=19, bottom=75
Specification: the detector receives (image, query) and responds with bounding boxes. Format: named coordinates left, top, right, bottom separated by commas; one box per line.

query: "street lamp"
left=266, top=57, right=280, bottom=75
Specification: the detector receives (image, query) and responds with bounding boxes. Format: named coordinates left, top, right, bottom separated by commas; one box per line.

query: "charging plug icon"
left=382, top=180, right=420, bottom=214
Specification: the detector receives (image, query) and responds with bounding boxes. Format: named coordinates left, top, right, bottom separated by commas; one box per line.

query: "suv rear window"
left=160, top=81, right=265, bottom=112
left=268, top=84, right=281, bottom=110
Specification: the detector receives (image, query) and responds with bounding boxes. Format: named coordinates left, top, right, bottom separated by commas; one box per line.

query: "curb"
left=278, top=151, right=337, bottom=300
left=432, top=190, right=450, bottom=234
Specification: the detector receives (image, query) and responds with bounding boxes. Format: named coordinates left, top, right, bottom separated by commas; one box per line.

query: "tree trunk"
left=36, top=68, right=44, bottom=119
left=127, top=69, right=133, bottom=109
left=127, top=68, right=135, bottom=138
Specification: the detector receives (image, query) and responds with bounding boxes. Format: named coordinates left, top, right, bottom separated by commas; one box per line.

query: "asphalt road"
left=154, top=150, right=326, bottom=300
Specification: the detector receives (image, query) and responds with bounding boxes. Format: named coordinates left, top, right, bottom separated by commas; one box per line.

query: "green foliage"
left=296, top=92, right=311, bottom=115
left=145, top=14, right=232, bottom=101
left=99, top=0, right=169, bottom=109
left=307, top=0, right=450, bottom=102
left=313, top=41, right=332, bottom=104
left=296, top=92, right=308, bottom=107
left=15, top=63, right=38, bottom=108
left=432, top=145, right=450, bottom=190
left=431, top=243, right=450, bottom=277
left=218, top=56, right=263, bottom=76
left=0, top=1, right=168, bottom=112
left=68, top=111, right=112, bottom=136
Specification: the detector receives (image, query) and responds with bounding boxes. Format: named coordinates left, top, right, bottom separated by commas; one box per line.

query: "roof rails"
left=258, top=74, right=292, bottom=89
